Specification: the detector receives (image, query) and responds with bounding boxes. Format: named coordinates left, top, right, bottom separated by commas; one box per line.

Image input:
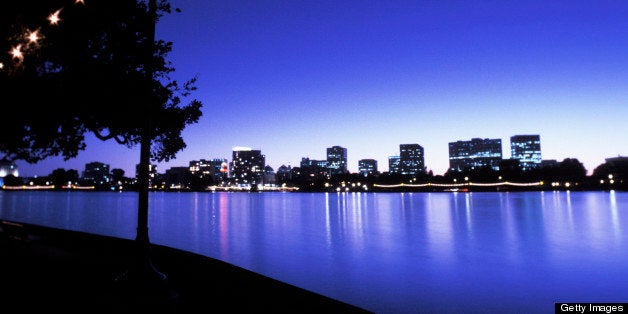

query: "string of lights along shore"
left=2, top=133, right=626, bottom=192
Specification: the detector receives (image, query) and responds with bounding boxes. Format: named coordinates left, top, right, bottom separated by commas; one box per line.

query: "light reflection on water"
left=1, top=190, right=627, bottom=313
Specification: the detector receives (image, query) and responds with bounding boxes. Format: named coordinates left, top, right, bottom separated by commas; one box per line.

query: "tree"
left=111, top=168, right=126, bottom=182
left=49, top=167, right=78, bottom=188
left=1, top=0, right=202, bottom=288
left=557, top=158, right=587, bottom=183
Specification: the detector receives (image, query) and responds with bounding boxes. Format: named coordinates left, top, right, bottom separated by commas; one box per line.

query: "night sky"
left=16, top=0, right=628, bottom=177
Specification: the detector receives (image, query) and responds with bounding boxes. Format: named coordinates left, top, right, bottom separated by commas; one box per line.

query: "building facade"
left=300, top=157, right=330, bottom=180
left=510, top=135, right=541, bottom=171
left=189, top=158, right=229, bottom=183
left=327, top=146, right=348, bottom=175
left=449, top=138, right=502, bottom=171
left=399, top=144, right=425, bottom=176
left=231, top=147, right=265, bottom=186
left=388, top=155, right=400, bottom=174
left=82, top=161, right=110, bottom=184
left=358, top=159, right=378, bottom=177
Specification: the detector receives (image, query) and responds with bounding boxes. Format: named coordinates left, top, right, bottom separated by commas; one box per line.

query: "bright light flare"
left=11, top=45, right=23, bottom=60
left=0, top=63, right=4, bottom=70
left=27, top=30, right=40, bottom=44
left=75, top=0, right=85, bottom=4
left=49, top=9, right=62, bottom=25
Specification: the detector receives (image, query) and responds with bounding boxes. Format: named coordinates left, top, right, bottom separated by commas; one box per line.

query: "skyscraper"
left=358, top=159, right=378, bottom=177
left=83, top=161, right=110, bottom=184
left=388, top=155, right=400, bottom=174
left=231, top=147, right=265, bottom=186
left=510, top=135, right=541, bottom=171
left=399, top=144, right=425, bottom=176
left=327, top=145, right=348, bottom=175
left=449, top=138, right=502, bottom=171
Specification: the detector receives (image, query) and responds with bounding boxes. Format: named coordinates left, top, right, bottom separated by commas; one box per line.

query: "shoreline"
left=2, top=186, right=626, bottom=193
left=0, top=220, right=371, bottom=313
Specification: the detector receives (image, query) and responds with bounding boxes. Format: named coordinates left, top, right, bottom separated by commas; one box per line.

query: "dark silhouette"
left=0, top=0, right=202, bottom=298
left=2, top=174, right=24, bottom=186
left=49, top=168, right=79, bottom=189
left=111, top=168, right=126, bottom=183
left=592, top=157, right=628, bottom=190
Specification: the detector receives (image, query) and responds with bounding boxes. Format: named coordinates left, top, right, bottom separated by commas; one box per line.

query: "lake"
left=1, top=190, right=627, bottom=313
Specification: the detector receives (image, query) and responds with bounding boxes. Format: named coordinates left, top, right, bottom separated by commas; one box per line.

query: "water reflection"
left=218, top=192, right=229, bottom=259
left=610, top=190, right=620, bottom=237
left=425, top=193, right=454, bottom=263
left=2, top=191, right=628, bottom=314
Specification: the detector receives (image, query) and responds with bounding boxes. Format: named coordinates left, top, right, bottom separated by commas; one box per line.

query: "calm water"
left=1, top=190, right=627, bottom=313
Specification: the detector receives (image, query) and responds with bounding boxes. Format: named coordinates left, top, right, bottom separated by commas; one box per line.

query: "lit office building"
left=231, top=147, right=265, bottom=186
left=449, top=138, right=502, bottom=171
left=327, top=145, right=348, bottom=175
left=300, top=157, right=330, bottom=179
left=83, top=161, right=111, bottom=184
left=510, top=135, right=542, bottom=171
left=358, top=159, right=378, bottom=177
left=189, top=158, right=229, bottom=183
left=399, top=144, right=425, bottom=176
left=388, top=156, right=400, bottom=174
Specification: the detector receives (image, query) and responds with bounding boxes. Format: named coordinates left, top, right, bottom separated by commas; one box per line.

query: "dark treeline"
left=287, top=157, right=626, bottom=192
left=4, top=157, right=627, bottom=192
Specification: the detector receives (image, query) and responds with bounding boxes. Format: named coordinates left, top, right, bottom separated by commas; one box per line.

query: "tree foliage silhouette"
left=1, top=0, right=202, bottom=285
left=0, top=0, right=201, bottom=164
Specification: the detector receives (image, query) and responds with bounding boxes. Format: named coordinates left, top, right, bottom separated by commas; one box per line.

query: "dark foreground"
left=0, top=220, right=371, bottom=314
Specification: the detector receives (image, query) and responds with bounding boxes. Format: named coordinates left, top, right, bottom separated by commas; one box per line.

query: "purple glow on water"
left=1, top=191, right=627, bottom=313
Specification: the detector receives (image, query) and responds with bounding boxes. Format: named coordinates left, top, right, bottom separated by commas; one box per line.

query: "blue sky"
left=16, top=0, right=628, bottom=177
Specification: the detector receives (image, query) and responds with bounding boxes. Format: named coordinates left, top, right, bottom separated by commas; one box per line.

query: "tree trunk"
left=130, top=0, right=167, bottom=286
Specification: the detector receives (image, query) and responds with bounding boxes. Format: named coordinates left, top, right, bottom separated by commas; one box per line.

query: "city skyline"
left=13, top=0, right=628, bottom=177
left=11, top=133, right=619, bottom=178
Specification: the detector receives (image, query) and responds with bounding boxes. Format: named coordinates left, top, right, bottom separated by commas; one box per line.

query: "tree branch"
left=93, top=128, right=115, bottom=141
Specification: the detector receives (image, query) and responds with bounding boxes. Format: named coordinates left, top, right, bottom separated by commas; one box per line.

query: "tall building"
left=82, top=161, right=110, bottom=184
left=231, top=147, right=265, bottom=186
left=327, top=146, right=348, bottom=175
left=300, top=157, right=329, bottom=179
left=510, top=135, right=541, bottom=171
left=399, top=144, right=425, bottom=176
left=358, top=159, right=378, bottom=177
left=449, top=138, right=502, bottom=171
left=388, top=155, right=400, bottom=174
